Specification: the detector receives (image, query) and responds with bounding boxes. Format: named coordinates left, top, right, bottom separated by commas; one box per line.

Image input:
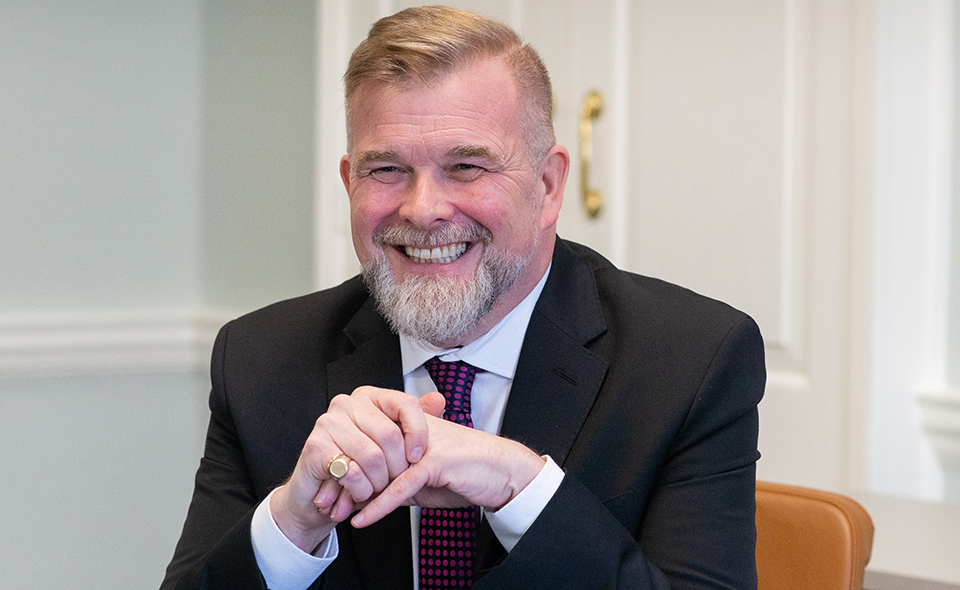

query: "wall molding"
left=314, top=0, right=353, bottom=291
left=0, top=308, right=235, bottom=380
left=919, top=388, right=960, bottom=473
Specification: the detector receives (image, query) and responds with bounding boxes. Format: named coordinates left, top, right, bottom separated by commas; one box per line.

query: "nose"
left=397, top=173, right=455, bottom=229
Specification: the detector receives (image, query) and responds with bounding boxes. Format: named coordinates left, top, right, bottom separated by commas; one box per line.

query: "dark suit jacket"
left=162, top=239, right=765, bottom=590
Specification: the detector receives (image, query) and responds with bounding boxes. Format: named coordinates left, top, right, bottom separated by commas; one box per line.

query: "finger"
left=344, top=406, right=409, bottom=482
left=328, top=389, right=417, bottom=483
left=327, top=487, right=356, bottom=523
left=352, top=464, right=430, bottom=528
left=418, top=391, right=446, bottom=418
left=361, top=387, right=431, bottom=465
left=293, top=438, right=379, bottom=512
left=313, top=478, right=341, bottom=511
left=322, top=396, right=396, bottom=489
left=391, top=396, right=431, bottom=464
left=337, top=457, right=379, bottom=504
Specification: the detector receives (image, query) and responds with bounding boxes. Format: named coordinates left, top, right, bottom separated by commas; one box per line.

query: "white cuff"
left=484, top=455, right=564, bottom=552
left=250, top=488, right=338, bottom=590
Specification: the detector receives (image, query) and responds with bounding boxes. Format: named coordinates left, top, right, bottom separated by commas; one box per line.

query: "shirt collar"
left=400, top=264, right=551, bottom=379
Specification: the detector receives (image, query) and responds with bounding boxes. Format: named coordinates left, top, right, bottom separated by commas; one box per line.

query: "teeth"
left=404, top=242, right=468, bottom=264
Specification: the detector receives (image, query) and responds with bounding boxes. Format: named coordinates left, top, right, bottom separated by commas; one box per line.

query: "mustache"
left=372, top=223, right=492, bottom=248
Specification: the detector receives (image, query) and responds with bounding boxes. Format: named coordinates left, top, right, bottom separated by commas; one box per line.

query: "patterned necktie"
left=418, top=357, right=481, bottom=589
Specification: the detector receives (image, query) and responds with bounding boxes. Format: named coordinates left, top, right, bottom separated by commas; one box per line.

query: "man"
left=162, top=6, right=764, bottom=590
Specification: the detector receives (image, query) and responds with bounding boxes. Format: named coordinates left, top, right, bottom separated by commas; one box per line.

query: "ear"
left=538, top=145, right=569, bottom=229
left=339, top=155, right=352, bottom=193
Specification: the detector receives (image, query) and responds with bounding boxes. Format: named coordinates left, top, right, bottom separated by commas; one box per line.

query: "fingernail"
left=352, top=513, right=365, bottom=527
left=410, top=446, right=424, bottom=462
left=316, top=487, right=333, bottom=507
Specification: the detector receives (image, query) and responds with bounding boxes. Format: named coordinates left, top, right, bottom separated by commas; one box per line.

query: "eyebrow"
left=447, top=145, right=504, bottom=167
left=353, top=150, right=402, bottom=169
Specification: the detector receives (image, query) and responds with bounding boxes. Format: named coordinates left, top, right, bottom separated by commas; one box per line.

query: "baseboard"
left=0, top=308, right=236, bottom=379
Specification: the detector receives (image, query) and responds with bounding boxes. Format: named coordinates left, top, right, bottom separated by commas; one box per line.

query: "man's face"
left=341, top=57, right=565, bottom=346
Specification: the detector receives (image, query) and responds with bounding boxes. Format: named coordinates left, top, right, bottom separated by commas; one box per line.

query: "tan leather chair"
left=756, top=481, right=874, bottom=590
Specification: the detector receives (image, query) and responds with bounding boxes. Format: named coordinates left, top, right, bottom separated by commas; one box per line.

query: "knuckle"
left=352, top=385, right=375, bottom=398
left=301, top=436, right=325, bottom=459
left=313, top=413, right=341, bottom=438
left=381, top=426, right=404, bottom=449
left=397, top=393, right=420, bottom=411
left=314, top=412, right=331, bottom=429
left=352, top=444, right=383, bottom=468
left=328, top=393, right=351, bottom=411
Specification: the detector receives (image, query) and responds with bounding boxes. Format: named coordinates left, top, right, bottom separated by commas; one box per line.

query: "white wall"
left=200, top=0, right=316, bottom=309
left=0, top=0, right=201, bottom=310
left=0, top=1, right=316, bottom=587
left=0, top=2, right=206, bottom=587
left=0, top=373, right=207, bottom=588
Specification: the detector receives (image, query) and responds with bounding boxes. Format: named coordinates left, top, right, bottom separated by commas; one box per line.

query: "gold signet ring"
left=327, top=453, right=350, bottom=480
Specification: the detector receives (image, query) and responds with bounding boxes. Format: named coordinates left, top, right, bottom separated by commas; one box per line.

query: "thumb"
left=419, top=391, right=446, bottom=418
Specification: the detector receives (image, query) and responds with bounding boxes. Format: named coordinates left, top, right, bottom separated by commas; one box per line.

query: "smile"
left=403, top=242, right=469, bottom=264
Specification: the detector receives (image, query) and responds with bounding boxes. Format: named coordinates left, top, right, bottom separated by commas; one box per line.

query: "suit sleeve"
left=161, top=323, right=325, bottom=590
left=476, top=316, right=764, bottom=590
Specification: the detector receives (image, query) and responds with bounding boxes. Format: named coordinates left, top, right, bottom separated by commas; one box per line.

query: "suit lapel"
left=478, top=241, right=609, bottom=573
left=499, top=240, right=609, bottom=465
left=326, top=297, right=405, bottom=397
left=325, top=298, right=412, bottom=589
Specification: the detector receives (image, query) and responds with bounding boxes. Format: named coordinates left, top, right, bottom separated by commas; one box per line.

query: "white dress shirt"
left=251, top=266, right=565, bottom=590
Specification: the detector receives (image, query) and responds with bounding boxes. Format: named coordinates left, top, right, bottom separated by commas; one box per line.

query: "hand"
left=270, top=386, right=435, bottom=553
left=350, top=392, right=546, bottom=528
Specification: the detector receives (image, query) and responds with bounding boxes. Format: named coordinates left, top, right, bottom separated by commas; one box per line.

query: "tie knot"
left=423, top=357, right=479, bottom=426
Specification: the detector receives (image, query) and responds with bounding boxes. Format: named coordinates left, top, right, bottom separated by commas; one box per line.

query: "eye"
left=448, top=163, right=485, bottom=182
left=368, top=166, right=406, bottom=183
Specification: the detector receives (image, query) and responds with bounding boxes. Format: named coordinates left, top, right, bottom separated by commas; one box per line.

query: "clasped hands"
left=270, top=386, right=545, bottom=553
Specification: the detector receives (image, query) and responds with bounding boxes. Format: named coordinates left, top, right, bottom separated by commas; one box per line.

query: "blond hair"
left=343, top=6, right=555, bottom=162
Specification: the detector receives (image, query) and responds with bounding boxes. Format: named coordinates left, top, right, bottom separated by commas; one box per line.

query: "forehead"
left=346, top=58, right=523, bottom=155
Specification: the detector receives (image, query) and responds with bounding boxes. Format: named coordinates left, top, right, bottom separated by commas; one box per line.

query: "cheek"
left=350, top=185, right=390, bottom=227
left=466, top=179, right=533, bottom=226
left=349, top=197, right=384, bottom=261
left=350, top=181, right=405, bottom=223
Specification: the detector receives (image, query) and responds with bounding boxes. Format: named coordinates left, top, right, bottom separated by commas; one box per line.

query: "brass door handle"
left=579, top=90, right=604, bottom=218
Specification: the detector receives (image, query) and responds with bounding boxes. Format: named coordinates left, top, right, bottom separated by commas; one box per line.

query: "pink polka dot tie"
left=419, top=357, right=480, bottom=589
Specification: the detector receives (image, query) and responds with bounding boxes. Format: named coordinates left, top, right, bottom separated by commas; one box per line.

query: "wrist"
left=496, top=444, right=547, bottom=510
left=270, top=484, right=337, bottom=554
left=253, top=490, right=339, bottom=589
left=485, top=456, right=564, bottom=552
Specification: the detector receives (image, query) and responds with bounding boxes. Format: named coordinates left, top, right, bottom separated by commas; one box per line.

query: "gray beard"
left=361, top=225, right=535, bottom=346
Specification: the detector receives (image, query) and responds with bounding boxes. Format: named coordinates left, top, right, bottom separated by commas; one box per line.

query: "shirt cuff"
left=251, top=488, right=338, bottom=590
left=484, top=455, right=564, bottom=552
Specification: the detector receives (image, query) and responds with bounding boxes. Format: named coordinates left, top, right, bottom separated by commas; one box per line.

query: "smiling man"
left=162, top=6, right=765, bottom=590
